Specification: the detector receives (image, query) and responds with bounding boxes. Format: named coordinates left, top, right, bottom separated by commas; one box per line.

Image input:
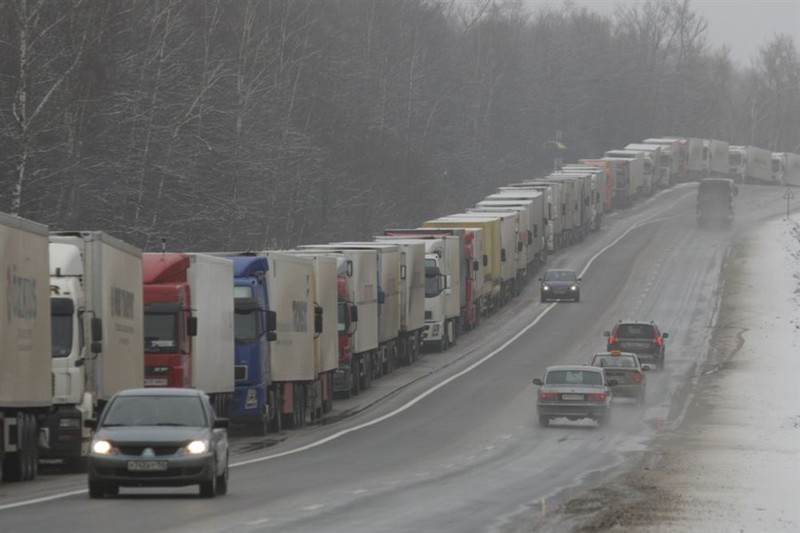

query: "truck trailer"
left=1, top=213, right=52, bottom=482
left=728, top=145, right=772, bottom=184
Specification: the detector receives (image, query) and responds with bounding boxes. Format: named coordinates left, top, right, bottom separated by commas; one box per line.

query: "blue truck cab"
left=230, top=256, right=277, bottom=435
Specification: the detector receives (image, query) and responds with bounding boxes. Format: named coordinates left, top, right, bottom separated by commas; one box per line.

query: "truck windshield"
left=729, top=154, right=742, bottom=166
left=144, top=312, right=178, bottom=353
left=425, top=259, right=442, bottom=297
left=51, top=298, right=73, bottom=358
left=234, top=303, right=260, bottom=344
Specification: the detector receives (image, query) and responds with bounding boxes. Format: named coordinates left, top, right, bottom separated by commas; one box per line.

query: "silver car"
left=86, top=388, right=230, bottom=498
left=533, top=365, right=615, bottom=427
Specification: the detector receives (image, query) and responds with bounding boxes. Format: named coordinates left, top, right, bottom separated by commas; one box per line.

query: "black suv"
left=603, top=321, right=668, bottom=370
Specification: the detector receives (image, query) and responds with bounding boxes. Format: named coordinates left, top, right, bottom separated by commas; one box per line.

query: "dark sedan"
left=539, top=268, right=581, bottom=302
left=533, top=365, right=615, bottom=427
left=86, top=388, right=229, bottom=498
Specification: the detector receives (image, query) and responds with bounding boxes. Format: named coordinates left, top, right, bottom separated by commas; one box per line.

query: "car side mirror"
left=603, top=331, right=611, bottom=337
left=532, top=378, right=543, bottom=385
left=84, top=419, right=97, bottom=429
left=608, top=379, right=618, bottom=387
left=213, top=418, right=229, bottom=429
left=661, top=332, right=669, bottom=339
left=641, top=365, right=651, bottom=372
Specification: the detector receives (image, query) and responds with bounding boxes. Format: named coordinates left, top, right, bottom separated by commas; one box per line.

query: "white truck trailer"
left=297, top=246, right=380, bottom=393
left=772, top=152, right=800, bottom=186
left=372, top=238, right=427, bottom=364
left=46, top=231, right=144, bottom=468
left=705, top=139, right=730, bottom=178
left=729, top=145, right=772, bottom=184
left=604, top=150, right=646, bottom=199
left=1, top=213, right=52, bottom=482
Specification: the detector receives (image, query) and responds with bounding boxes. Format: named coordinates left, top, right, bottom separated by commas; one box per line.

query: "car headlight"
left=92, top=440, right=114, bottom=455
left=185, top=440, right=209, bottom=455
left=570, top=285, right=578, bottom=291
left=542, top=285, right=550, bottom=291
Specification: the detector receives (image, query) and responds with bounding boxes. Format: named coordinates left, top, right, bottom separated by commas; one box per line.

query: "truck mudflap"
left=334, top=364, right=354, bottom=394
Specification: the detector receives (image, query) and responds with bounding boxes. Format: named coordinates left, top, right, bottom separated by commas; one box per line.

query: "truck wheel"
left=352, top=359, right=361, bottom=396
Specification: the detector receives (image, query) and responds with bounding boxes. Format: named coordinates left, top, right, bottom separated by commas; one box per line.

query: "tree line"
left=2, top=0, right=798, bottom=251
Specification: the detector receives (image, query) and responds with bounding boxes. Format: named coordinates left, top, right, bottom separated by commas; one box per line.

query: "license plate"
left=561, top=393, right=584, bottom=401
left=625, top=342, right=650, bottom=349
left=127, top=460, right=168, bottom=472
left=144, top=378, right=168, bottom=386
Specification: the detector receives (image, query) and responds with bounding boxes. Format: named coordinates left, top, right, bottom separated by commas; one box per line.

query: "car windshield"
left=616, top=324, right=654, bottom=339
left=101, top=395, right=207, bottom=427
left=594, top=355, right=637, bottom=368
left=545, top=370, right=603, bottom=386
left=544, top=270, right=576, bottom=282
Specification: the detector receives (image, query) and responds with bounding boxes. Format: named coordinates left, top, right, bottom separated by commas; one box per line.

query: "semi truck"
left=297, top=245, right=379, bottom=395
left=215, top=255, right=277, bottom=435
left=494, top=185, right=558, bottom=252
left=476, top=196, right=546, bottom=271
left=46, top=231, right=144, bottom=468
left=1, top=213, right=51, bottom=482
left=142, top=253, right=234, bottom=417
left=281, top=251, right=340, bottom=419
left=384, top=228, right=484, bottom=330
left=625, top=143, right=664, bottom=191
left=704, top=139, right=730, bottom=178
left=643, top=138, right=682, bottom=184
left=559, top=164, right=607, bottom=230
left=603, top=150, right=646, bottom=199
left=772, top=152, right=800, bottom=186
left=696, top=178, right=738, bottom=227
left=579, top=159, right=616, bottom=213
left=370, top=237, right=427, bottom=360
left=728, top=145, right=772, bottom=184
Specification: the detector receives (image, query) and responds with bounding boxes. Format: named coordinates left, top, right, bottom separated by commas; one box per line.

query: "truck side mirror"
left=187, top=316, right=198, bottom=337
left=91, top=317, right=103, bottom=342
left=84, top=419, right=97, bottom=430
left=501, top=249, right=506, bottom=262
left=346, top=260, right=354, bottom=277
left=517, top=242, right=523, bottom=252
left=378, top=291, right=385, bottom=305
left=265, top=310, right=277, bottom=332
left=483, top=255, right=488, bottom=267
left=400, top=264, right=407, bottom=280
left=266, top=332, right=277, bottom=342
left=314, top=305, right=323, bottom=334
left=350, top=305, right=358, bottom=323
left=473, top=260, right=479, bottom=272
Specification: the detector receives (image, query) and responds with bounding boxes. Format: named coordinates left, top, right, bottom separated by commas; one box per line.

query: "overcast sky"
left=526, top=0, right=800, bottom=66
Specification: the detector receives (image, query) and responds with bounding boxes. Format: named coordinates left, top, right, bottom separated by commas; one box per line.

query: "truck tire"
left=352, top=358, right=361, bottom=397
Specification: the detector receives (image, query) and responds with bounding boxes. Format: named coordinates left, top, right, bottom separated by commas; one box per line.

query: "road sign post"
left=784, top=188, right=795, bottom=219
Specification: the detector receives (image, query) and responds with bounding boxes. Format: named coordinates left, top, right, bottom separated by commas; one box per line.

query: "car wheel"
left=88, top=478, right=106, bottom=499
left=659, top=354, right=665, bottom=370
left=574, top=293, right=580, bottom=303
left=216, top=458, right=229, bottom=496
left=199, top=463, right=217, bottom=498
left=538, top=415, right=549, bottom=427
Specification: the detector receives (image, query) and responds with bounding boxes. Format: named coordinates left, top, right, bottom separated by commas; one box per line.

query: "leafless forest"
left=2, top=0, right=798, bottom=251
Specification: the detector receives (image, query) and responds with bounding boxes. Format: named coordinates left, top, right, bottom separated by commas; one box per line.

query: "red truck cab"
left=142, top=254, right=197, bottom=388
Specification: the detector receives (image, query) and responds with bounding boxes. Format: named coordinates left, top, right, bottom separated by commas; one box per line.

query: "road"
left=0, top=184, right=793, bottom=532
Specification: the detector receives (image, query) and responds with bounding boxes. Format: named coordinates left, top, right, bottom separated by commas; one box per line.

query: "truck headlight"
left=185, top=440, right=209, bottom=455
left=92, top=440, right=113, bottom=455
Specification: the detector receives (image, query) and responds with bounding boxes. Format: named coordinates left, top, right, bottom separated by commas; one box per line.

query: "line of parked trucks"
left=2, top=136, right=799, bottom=482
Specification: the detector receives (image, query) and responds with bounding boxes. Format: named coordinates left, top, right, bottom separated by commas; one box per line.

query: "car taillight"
left=632, top=372, right=642, bottom=383
left=655, top=336, right=663, bottom=346
left=607, top=336, right=615, bottom=345
left=587, top=393, right=607, bottom=401
left=538, top=391, right=558, bottom=400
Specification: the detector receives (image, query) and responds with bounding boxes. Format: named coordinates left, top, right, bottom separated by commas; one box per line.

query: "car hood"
left=95, top=426, right=211, bottom=444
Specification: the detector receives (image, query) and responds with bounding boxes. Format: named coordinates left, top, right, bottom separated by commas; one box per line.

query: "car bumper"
left=541, top=291, right=578, bottom=300
left=537, top=402, right=610, bottom=418
left=610, top=384, right=644, bottom=398
left=88, top=454, right=215, bottom=487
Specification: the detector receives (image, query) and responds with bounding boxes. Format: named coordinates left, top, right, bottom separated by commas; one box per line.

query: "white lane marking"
left=246, top=518, right=272, bottom=526
left=1, top=199, right=687, bottom=511
left=302, top=504, right=325, bottom=511
left=0, top=489, right=88, bottom=510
